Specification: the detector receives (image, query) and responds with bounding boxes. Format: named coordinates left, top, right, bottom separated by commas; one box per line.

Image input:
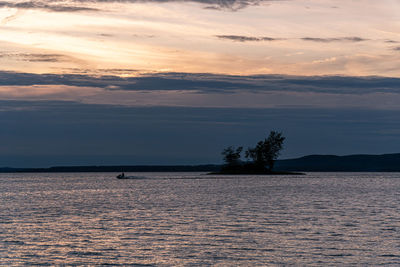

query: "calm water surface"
left=1, top=172, right=399, bottom=266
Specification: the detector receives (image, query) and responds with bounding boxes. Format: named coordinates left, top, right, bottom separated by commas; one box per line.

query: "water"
left=1, top=172, right=399, bottom=266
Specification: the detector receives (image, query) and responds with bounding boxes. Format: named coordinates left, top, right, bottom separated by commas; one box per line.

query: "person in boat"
left=117, top=172, right=125, bottom=179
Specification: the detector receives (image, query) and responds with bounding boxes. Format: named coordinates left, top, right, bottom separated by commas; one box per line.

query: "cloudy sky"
left=1, top=0, right=400, bottom=167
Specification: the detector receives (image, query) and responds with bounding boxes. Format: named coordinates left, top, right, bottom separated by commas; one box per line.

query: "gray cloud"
left=216, top=35, right=368, bottom=43
left=301, top=37, right=368, bottom=43
left=0, top=1, right=98, bottom=12
left=0, top=71, right=400, bottom=95
left=216, top=35, right=280, bottom=42
left=69, top=0, right=281, bottom=11
left=195, top=0, right=264, bottom=11
left=0, top=0, right=284, bottom=13
left=0, top=53, right=70, bottom=62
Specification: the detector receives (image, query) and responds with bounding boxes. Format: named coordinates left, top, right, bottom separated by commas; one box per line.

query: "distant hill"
left=274, top=153, right=400, bottom=172
left=1, top=153, right=400, bottom=172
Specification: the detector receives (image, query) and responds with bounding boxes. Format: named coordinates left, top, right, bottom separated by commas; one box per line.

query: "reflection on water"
left=1, top=172, right=399, bottom=265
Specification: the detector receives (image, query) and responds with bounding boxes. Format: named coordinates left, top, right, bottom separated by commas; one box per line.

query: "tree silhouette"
left=222, top=146, right=243, bottom=167
left=245, top=131, right=285, bottom=171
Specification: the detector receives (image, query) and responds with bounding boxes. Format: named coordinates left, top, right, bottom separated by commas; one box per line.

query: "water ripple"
left=1, top=172, right=400, bottom=265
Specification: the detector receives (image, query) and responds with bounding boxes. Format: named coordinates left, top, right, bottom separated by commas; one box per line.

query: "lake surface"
left=1, top=172, right=399, bottom=266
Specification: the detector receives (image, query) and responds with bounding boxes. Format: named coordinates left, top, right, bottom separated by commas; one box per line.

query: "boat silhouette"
left=116, top=173, right=146, bottom=179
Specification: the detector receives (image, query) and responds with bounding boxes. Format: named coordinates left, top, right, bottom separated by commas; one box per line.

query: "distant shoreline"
left=1, top=153, right=400, bottom=173
left=0, top=165, right=221, bottom=173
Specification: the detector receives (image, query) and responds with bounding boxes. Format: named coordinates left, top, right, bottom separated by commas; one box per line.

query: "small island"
left=213, top=131, right=304, bottom=175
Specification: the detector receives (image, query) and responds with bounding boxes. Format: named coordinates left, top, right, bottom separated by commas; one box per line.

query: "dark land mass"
left=274, top=153, right=400, bottom=172
left=1, top=153, right=400, bottom=173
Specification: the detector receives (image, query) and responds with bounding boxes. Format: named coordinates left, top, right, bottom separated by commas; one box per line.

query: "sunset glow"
left=1, top=0, right=400, bottom=76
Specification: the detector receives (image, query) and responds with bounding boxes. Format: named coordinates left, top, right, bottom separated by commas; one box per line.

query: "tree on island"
left=220, top=131, right=285, bottom=174
left=222, top=146, right=243, bottom=168
left=245, top=131, right=285, bottom=172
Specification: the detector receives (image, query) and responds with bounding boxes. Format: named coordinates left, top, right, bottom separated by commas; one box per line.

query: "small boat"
left=116, top=173, right=127, bottom=179
left=116, top=173, right=146, bottom=179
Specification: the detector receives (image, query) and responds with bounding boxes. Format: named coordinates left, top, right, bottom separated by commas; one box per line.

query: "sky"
left=1, top=0, right=400, bottom=167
